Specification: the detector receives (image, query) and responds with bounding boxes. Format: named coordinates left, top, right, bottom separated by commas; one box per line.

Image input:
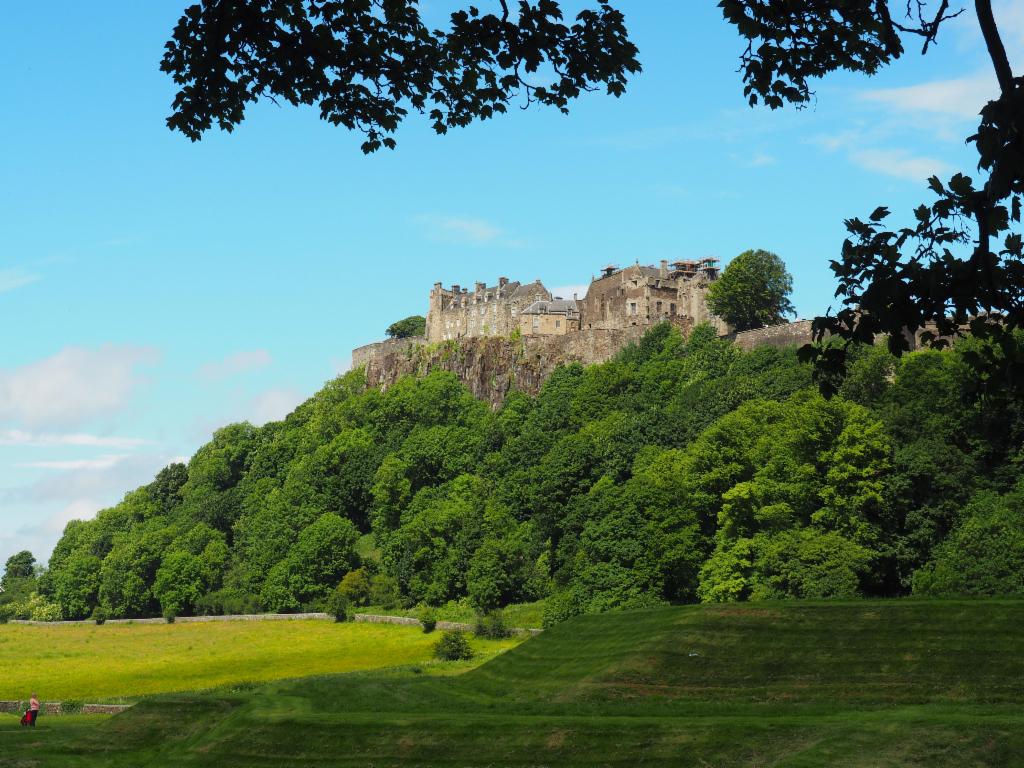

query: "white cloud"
left=859, top=73, right=995, bottom=120
left=0, top=430, right=149, bottom=449
left=0, top=269, right=40, bottom=293
left=0, top=345, right=159, bottom=428
left=247, top=388, right=304, bottom=426
left=415, top=215, right=520, bottom=246
left=198, top=349, right=273, bottom=381
left=18, top=454, right=129, bottom=471
left=850, top=148, right=952, bottom=181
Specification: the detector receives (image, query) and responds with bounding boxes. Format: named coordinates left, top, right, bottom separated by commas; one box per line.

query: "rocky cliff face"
left=353, top=321, right=817, bottom=407
left=356, top=328, right=646, bottom=407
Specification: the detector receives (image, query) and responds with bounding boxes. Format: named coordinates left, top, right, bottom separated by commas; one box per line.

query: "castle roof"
left=511, top=280, right=548, bottom=299
left=522, top=299, right=579, bottom=316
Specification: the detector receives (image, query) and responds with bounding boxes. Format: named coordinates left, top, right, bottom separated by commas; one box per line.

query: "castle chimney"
left=433, top=281, right=442, bottom=291
left=573, top=292, right=578, bottom=301
left=660, top=260, right=668, bottom=279
left=452, top=284, right=460, bottom=294
left=498, top=276, right=508, bottom=287
left=475, top=281, right=485, bottom=294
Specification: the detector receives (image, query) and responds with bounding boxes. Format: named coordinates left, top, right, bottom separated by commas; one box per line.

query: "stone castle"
left=426, top=259, right=727, bottom=343
left=352, top=259, right=814, bottom=406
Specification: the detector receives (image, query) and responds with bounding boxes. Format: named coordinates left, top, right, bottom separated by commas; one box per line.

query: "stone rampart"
left=730, top=319, right=815, bottom=351
left=351, top=336, right=427, bottom=370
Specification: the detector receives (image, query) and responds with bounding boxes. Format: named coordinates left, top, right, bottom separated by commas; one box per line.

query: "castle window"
left=670, top=303, right=676, bottom=315
left=630, top=302, right=637, bottom=315
left=556, top=320, right=561, bottom=328
left=656, top=301, right=662, bottom=314
left=532, top=317, right=539, bottom=328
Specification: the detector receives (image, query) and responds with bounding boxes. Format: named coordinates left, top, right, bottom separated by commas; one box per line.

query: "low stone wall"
left=9, top=612, right=332, bottom=627
left=730, top=319, right=815, bottom=351
left=351, top=613, right=540, bottom=635
left=10, top=611, right=541, bottom=634
left=0, top=701, right=131, bottom=716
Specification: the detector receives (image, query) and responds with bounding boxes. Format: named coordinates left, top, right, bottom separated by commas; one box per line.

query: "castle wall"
left=427, top=280, right=550, bottom=342
left=351, top=335, right=426, bottom=370
left=520, top=313, right=578, bottom=336
left=729, top=319, right=814, bottom=350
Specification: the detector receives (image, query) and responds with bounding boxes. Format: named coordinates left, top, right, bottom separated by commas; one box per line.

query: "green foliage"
left=914, top=487, right=1024, bottom=597
left=39, top=325, right=1024, bottom=625
left=433, top=630, right=474, bottom=661
left=2, top=551, right=35, bottom=587
left=386, top=315, right=427, bottom=339
left=325, top=586, right=351, bottom=622
left=160, top=2, right=640, bottom=152
left=338, top=568, right=372, bottom=607
left=474, top=611, right=511, bottom=639
left=705, top=249, right=795, bottom=331
left=91, top=606, right=108, bottom=625
left=369, top=574, right=402, bottom=610
left=418, top=606, right=438, bottom=633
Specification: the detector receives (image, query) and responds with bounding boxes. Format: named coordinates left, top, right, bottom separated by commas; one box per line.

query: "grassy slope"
left=3, top=600, right=1024, bottom=767
left=0, top=620, right=519, bottom=701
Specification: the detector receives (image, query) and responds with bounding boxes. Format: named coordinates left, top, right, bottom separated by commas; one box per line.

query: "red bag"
left=20, top=711, right=30, bottom=726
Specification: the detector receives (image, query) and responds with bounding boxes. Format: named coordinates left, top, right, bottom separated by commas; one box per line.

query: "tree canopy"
left=22, top=323, right=1024, bottom=626
left=387, top=315, right=427, bottom=339
left=160, top=0, right=639, bottom=153
left=705, top=249, right=795, bottom=331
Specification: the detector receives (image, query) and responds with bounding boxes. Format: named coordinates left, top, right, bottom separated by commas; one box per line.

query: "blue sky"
left=1, top=1, right=1019, bottom=565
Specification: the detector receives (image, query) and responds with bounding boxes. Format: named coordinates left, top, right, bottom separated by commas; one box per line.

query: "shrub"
left=542, top=588, right=586, bottom=628
left=92, top=606, right=108, bottom=625
left=474, top=610, right=511, bottom=639
left=325, top=586, right=351, bottom=622
left=369, top=574, right=401, bottom=609
left=60, top=700, right=82, bottom=715
left=433, top=630, right=473, bottom=661
left=418, top=607, right=438, bottom=634
left=339, top=568, right=372, bottom=607
left=0, top=603, right=13, bottom=624
left=195, top=588, right=259, bottom=616
left=163, top=608, right=176, bottom=624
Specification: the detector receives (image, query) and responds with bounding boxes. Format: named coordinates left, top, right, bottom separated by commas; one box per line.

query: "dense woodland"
left=4, top=324, right=1024, bottom=625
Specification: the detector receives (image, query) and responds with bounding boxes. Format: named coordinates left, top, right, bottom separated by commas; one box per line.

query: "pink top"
left=29, top=697, right=39, bottom=711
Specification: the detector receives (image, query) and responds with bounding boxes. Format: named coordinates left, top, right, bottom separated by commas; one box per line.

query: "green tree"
left=154, top=551, right=206, bottom=617
left=2, top=551, right=35, bottom=588
left=913, top=488, right=1024, bottom=597
left=386, top=315, right=427, bottom=339
left=52, top=552, right=102, bottom=620
left=705, top=249, right=795, bottom=332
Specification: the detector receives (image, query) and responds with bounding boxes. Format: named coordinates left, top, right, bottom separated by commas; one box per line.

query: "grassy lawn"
left=0, top=620, right=520, bottom=702
left=2, top=599, right=1023, bottom=766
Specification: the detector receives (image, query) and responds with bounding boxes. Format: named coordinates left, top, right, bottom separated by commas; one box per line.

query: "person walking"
left=26, top=693, right=40, bottom=727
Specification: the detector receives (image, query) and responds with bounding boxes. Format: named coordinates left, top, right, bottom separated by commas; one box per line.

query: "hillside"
left=6, top=323, right=1024, bottom=628
left=5, top=600, right=1024, bottom=766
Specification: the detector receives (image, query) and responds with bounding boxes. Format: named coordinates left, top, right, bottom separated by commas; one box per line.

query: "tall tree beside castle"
left=705, top=249, right=795, bottom=332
